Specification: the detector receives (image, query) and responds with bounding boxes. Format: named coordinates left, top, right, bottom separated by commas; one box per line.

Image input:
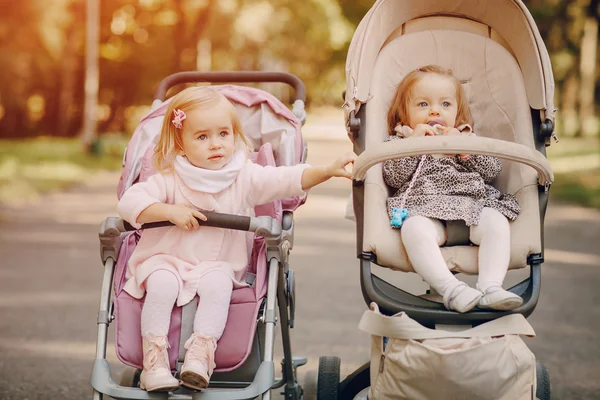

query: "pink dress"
left=117, top=160, right=309, bottom=306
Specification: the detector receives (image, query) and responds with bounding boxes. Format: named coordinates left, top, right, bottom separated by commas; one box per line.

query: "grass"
left=0, top=133, right=598, bottom=210
left=546, top=137, right=599, bottom=159
left=0, top=135, right=127, bottom=205
left=551, top=169, right=600, bottom=209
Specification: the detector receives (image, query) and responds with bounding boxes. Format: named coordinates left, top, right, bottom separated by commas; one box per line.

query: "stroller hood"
left=344, top=0, right=555, bottom=124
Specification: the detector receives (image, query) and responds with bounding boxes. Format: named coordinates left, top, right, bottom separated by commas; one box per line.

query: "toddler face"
left=180, top=101, right=236, bottom=170
left=407, top=74, right=458, bottom=130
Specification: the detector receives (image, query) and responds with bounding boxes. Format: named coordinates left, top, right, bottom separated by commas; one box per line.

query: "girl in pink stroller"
left=92, top=72, right=352, bottom=400
left=117, top=86, right=354, bottom=392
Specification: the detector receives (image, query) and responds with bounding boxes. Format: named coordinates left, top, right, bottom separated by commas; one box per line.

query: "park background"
left=0, top=0, right=598, bottom=209
left=1, top=2, right=600, bottom=399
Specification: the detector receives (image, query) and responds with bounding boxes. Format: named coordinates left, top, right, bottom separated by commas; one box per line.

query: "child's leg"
left=181, top=270, right=233, bottom=390
left=139, top=269, right=180, bottom=392
left=193, top=270, right=234, bottom=339
left=402, top=216, right=481, bottom=313
left=470, top=207, right=522, bottom=310
left=141, top=269, right=180, bottom=336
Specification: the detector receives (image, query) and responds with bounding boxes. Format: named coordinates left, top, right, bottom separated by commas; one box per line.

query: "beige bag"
left=359, top=303, right=537, bottom=400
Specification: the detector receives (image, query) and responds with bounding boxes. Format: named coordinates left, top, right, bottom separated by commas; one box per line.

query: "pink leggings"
left=140, top=269, right=233, bottom=340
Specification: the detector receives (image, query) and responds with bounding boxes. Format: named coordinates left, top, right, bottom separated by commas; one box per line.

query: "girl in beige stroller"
left=314, top=0, right=556, bottom=399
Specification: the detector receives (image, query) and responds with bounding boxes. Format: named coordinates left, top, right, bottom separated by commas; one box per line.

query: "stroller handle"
left=99, top=213, right=282, bottom=237
left=155, top=71, right=306, bottom=103
left=123, top=210, right=251, bottom=232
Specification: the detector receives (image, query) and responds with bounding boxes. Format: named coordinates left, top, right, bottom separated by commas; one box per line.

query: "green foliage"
left=0, top=136, right=126, bottom=170
left=552, top=169, right=600, bottom=209
left=1, top=0, right=600, bottom=139
left=0, top=136, right=126, bottom=204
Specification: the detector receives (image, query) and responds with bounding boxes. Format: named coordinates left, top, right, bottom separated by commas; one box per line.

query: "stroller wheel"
left=536, top=362, right=551, bottom=400
left=119, top=366, right=141, bottom=388
left=317, top=356, right=340, bottom=400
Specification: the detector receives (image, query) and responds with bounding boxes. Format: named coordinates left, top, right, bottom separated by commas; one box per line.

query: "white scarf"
left=174, top=150, right=246, bottom=194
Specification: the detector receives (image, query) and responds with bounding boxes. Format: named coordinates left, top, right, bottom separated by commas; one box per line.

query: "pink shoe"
left=180, top=333, right=217, bottom=390
left=139, top=336, right=180, bottom=392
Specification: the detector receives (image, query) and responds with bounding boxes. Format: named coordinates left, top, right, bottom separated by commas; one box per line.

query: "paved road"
left=1, top=138, right=599, bottom=400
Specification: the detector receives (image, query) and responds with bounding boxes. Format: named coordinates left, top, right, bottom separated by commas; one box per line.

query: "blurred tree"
left=525, top=0, right=600, bottom=137
left=81, top=0, right=100, bottom=151
left=0, top=1, right=58, bottom=137
left=2, top=0, right=599, bottom=139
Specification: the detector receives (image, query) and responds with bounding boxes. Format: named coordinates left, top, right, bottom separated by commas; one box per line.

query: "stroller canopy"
left=344, top=0, right=555, bottom=123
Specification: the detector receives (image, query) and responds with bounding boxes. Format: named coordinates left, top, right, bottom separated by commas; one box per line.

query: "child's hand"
left=326, top=152, right=357, bottom=179
left=167, top=204, right=207, bottom=230
left=411, top=124, right=437, bottom=137
left=440, top=127, right=462, bottom=136
left=440, top=127, right=470, bottom=158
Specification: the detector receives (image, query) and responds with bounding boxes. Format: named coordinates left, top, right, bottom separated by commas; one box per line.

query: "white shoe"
left=442, top=282, right=483, bottom=313
left=139, top=336, right=180, bottom=392
left=477, top=285, right=523, bottom=310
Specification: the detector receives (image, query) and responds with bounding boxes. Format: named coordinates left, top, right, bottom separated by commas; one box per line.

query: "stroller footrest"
left=91, top=359, right=163, bottom=399
left=91, top=358, right=276, bottom=400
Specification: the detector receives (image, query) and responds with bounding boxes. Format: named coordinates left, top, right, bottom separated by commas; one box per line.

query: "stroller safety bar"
left=99, top=214, right=282, bottom=263
left=100, top=213, right=282, bottom=237
left=352, top=136, right=554, bottom=186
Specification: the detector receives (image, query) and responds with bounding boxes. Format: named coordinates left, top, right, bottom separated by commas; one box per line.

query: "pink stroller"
left=92, top=72, right=309, bottom=400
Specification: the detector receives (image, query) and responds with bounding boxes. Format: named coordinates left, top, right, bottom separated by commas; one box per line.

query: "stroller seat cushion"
left=362, top=29, right=541, bottom=273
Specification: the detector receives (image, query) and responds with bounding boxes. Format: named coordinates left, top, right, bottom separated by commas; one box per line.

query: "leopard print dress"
left=382, top=135, right=521, bottom=227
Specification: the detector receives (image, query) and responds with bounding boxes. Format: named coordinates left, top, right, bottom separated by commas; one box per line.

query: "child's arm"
left=441, top=127, right=502, bottom=181
left=137, top=203, right=207, bottom=230
left=382, top=136, right=420, bottom=189
left=457, top=155, right=502, bottom=183
left=118, top=174, right=206, bottom=230
left=247, top=152, right=355, bottom=207
left=300, top=152, right=355, bottom=190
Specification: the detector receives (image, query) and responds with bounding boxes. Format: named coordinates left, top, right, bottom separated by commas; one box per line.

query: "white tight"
left=401, top=207, right=511, bottom=295
left=141, top=269, right=233, bottom=341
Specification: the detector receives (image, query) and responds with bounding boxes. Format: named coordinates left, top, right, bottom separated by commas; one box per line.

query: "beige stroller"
left=314, top=0, right=556, bottom=399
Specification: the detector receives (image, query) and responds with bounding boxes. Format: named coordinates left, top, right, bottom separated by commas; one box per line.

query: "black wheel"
left=536, top=362, right=551, bottom=400
left=317, top=356, right=340, bottom=400
left=119, top=366, right=141, bottom=388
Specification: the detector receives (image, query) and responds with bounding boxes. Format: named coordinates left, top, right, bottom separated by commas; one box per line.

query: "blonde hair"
left=387, top=65, right=473, bottom=135
left=153, top=86, right=251, bottom=173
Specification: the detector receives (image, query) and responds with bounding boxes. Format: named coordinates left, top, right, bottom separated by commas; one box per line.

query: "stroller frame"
left=90, top=72, right=309, bottom=400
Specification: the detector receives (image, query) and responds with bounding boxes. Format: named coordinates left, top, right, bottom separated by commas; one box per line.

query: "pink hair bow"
left=172, top=109, right=187, bottom=129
